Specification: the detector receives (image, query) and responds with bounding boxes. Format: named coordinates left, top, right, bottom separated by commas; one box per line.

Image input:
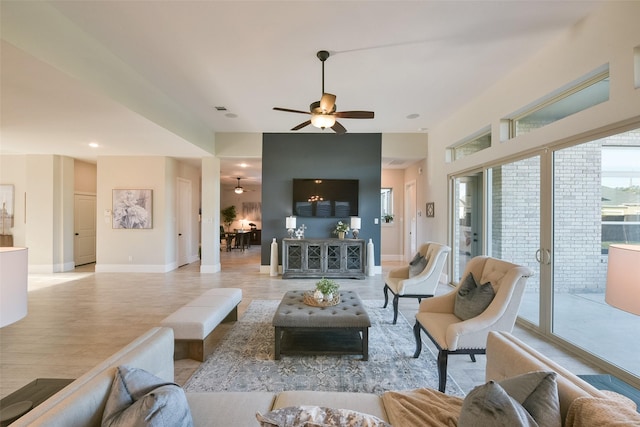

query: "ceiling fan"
left=273, top=50, right=374, bottom=135
left=234, top=177, right=244, bottom=194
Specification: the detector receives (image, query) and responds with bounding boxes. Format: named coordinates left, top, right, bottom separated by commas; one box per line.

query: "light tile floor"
left=0, top=246, right=602, bottom=399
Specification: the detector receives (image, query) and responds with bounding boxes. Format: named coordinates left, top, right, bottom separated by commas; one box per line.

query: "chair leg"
left=470, top=354, right=476, bottom=362
left=437, top=350, right=449, bottom=393
left=382, top=285, right=389, bottom=308
left=392, top=294, right=399, bottom=324
left=412, top=322, right=422, bottom=358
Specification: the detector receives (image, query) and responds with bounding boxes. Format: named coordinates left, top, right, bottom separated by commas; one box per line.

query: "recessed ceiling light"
left=240, top=163, right=248, bottom=168
left=89, top=142, right=99, bottom=148
left=225, top=113, right=238, bottom=118
left=406, top=113, right=420, bottom=119
left=214, top=106, right=227, bottom=111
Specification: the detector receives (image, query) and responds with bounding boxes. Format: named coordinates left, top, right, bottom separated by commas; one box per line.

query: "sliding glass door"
left=488, top=157, right=542, bottom=326
left=551, top=129, right=640, bottom=378
left=449, top=126, right=640, bottom=383
left=452, top=174, right=482, bottom=282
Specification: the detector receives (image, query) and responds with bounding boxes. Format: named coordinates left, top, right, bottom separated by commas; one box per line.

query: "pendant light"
left=234, top=177, right=244, bottom=194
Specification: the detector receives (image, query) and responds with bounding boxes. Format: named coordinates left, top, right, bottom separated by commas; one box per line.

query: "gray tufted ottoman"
left=272, top=290, right=371, bottom=360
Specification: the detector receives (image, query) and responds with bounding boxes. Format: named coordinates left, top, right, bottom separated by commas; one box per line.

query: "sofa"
left=11, top=327, right=638, bottom=426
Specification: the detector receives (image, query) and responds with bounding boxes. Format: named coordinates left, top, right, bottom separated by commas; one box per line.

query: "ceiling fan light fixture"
left=234, top=177, right=244, bottom=194
left=311, top=114, right=336, bottom=129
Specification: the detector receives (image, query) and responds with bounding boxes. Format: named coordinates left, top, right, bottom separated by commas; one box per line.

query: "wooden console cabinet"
left=282, top=238, right=365, bottom=279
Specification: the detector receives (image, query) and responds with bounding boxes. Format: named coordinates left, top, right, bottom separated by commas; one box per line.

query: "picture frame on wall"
left=426, top=202, right=435, bottom=218
left=112, top=189, right=153, bottom=229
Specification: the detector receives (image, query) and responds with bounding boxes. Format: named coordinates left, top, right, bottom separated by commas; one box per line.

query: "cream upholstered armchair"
left=413, top=255, right=533, bottom=393
left=383, top=242, right=450, bottom=324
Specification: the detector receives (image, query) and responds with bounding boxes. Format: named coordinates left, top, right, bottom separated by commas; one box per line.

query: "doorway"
left=177, top=177, right=192, bottom=267
left=74, top=193, right=96, bottom=266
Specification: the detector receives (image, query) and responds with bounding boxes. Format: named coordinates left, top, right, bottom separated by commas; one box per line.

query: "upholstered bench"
left=160, top=288, right=242, bottom=362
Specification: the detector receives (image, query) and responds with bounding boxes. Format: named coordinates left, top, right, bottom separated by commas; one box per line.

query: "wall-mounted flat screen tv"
left=292, top=179, right=359, bottom=217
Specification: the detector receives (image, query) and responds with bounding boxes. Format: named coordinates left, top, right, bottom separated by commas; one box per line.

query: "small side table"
left=0, top=378, right=74, bottom=426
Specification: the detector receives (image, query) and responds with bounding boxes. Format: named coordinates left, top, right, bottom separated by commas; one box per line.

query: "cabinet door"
left=325, top=243, right=343, bottom=273
left=305, top=243, right=323, bottom=273
left=345, top=243, right=364, bottom=273
left=285, top=242, right=303, bottom=272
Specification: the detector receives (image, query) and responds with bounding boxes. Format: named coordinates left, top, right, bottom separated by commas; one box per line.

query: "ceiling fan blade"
left=320, top=93, right=336, bottom=113
left=335, top=111, right=375, bottom=119
left=331, top=121, right=347, bottom=135
left=291, top=120, right=311, bottom=131
left=273, top=107, right=311, bottom=115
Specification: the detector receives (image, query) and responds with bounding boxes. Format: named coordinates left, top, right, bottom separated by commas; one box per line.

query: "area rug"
left=184, top=300, right=464, bottom=396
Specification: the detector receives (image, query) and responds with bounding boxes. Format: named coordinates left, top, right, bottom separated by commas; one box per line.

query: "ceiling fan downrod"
left=317, top=50, right=330, bottom=96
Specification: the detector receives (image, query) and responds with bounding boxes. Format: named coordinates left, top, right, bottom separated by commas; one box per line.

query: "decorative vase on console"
left=333, top=221, right=349, bottom=240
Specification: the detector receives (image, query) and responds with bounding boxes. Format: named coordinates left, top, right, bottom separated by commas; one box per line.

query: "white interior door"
left=177, top=177, right=191, bottom=267
left=74, top=194, right=96, bottom=266
left=404, top=180, right=417, bottom=260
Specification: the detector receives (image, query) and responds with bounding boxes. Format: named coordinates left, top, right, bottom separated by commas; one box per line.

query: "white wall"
left=422, top=1, right=640, bottom=249
left=74, top=160, right=97, bottom=194
left=95, top=156, right=201, bottom=273
left=200, top=156, right=220, bottom=273
left=0, top=154, right=75, bottom=272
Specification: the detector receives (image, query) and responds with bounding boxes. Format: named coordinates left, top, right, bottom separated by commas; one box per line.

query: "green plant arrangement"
left=221, top=205, right=237, bottom=232
left=332, top=220, right=350, bottom=235
left=383, top=214, right=394, bottom=223
left=315, top=277, right=339, bottom=295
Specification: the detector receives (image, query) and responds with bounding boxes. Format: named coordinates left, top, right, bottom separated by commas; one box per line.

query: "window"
left=510, top=69, right=609, bottom=137
left=381, top=188, right=393, bottom=221
left=449, top=128, right=491, bottom=161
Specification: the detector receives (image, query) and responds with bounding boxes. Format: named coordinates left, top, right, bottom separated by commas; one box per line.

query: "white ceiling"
left=0, top=1, right=603, bottom=185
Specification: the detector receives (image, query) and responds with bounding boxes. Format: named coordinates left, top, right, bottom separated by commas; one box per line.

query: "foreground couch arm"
left=12, top=327, right=175, bottom=427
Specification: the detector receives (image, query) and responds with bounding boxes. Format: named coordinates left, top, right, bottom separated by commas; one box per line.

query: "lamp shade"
left=286, top=216, right=296, bottom=229
left=0, top=247, right=28, bottom=327
left=605, top=244, right=640, bottom=316
left=350, top=217, right=361, bottom=230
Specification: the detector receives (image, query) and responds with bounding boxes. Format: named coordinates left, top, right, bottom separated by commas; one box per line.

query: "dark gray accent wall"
left=261, top=133, right=382, bottom=266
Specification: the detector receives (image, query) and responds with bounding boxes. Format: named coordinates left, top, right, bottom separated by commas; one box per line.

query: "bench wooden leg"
left=174, top=339, right=205, bottom=362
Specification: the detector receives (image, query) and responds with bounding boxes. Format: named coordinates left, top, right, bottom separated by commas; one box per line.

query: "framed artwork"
left=112, top=189, right=153, bottom=229
left=426, top=202, right=435, bottom=218
left=0, top=184, right=15, bottom=232
left=242, top=202, right=262, bottom=221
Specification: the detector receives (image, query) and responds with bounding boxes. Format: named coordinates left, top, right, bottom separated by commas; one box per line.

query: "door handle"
left=178, top=233, right=182, bottom=236
left=536, top=249, right=551, bottom=265
left=75, top=233, right=79, bottom=236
